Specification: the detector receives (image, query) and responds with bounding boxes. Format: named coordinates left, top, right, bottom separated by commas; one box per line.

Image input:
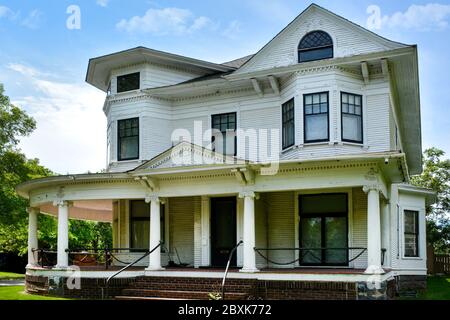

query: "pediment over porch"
left=131, top=141, right=246, bottom=172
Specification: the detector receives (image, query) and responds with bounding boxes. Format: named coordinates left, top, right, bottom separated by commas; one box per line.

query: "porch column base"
left=364, top=265, right=385, bottom=275
left=145, top=267, right=166, bottom=272
left=239, top=268, right=260, bottom=273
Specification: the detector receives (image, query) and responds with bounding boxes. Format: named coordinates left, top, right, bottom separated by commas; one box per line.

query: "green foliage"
left=411, top=148, right=450, bottom=254
left=0, top=84, right=111, bottom=257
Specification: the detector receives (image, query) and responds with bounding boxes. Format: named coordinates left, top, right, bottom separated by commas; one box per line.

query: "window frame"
left=129, top=200, right=166, bottom=252
left=117, top=72, right=140, bottom=93
left=298, top=30, right=334, bottom=63
left=298, top=193, right=349, bottom=267
left=403, top=209, right=420, bottom=258
left=340, top=92, right=364, bottom=144
left=282, top=98, right=295, bottom=150
left=211, top=112, right=237, bottom=157
left=117, top=117, right=139, bottom=161
left=303, top=91, right=330, bottom=144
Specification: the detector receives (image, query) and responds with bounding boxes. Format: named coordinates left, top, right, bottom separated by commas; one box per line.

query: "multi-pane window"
left=212, top=112, right=237, bottom=156
left=298, top=31, right=333, bottom=63
left=117, top=72, right=140, bottom=93
left=282, top=98, right=295, bottom=149
left=341, top=92, right=363, bottom=143
left=404, top=210, right=419, bottom=257
left=304, top=92, right=329, bottom=143
left=129, top=200, right=165, bottom=251
left=118, top=118, right=139, bottom=161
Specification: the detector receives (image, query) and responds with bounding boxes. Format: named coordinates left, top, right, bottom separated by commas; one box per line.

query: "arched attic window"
left=298, top=31, right=333, bottom=63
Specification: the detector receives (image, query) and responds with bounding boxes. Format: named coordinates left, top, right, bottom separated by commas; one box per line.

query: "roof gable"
left=235, top=4, right=408, bottom=75
left=131, top=141, right=243, bottom=172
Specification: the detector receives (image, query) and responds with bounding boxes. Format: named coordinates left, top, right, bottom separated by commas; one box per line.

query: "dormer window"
left=117, top=72, right=140, bottom=93
left=298, top=31, right=333, bottom=63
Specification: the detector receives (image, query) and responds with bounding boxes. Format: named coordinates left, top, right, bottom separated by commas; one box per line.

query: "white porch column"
left=146, top=196, right=164, bottom=271
left=363, top=185, right=385, bottom=274
left=26, top=207, right=39, bottom=267
left=239, top=191, right=259, bottom=273
left=381, top=200, right=390, bottom=267
left=54, top=200, right=70, bottom=269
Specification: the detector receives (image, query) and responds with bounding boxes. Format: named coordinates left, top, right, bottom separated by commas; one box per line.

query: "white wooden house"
left=18, top=4, right=435, bottom=300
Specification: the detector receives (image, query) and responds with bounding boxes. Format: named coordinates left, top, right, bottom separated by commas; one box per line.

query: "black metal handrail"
left=221, top=240, right=243, bottom=300
left=254, top=247, right=368, bottom=266
left=32, top=248, right=57, bottom=268
left=102, top=241, right=162, bottom=300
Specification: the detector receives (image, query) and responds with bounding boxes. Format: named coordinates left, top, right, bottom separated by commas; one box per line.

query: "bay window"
left=304, top=92, right=329, bottom=143
left=341, top=92, right=363, bottom=143
left=282, top=98, right=295, bottom=149
left=118, top=118, right=139, bottom=161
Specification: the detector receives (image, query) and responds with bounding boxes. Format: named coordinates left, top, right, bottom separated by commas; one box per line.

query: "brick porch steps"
left=115, top=276, right=256, bottom=300
left=120, top=288, right=248, bottom=300
left=115, top=296, right=195, bottom=301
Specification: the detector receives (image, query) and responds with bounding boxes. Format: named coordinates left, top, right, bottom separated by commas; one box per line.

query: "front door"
left=211, top=197, right=237, bottom=267
left=299, top=193, right=348, bottom=266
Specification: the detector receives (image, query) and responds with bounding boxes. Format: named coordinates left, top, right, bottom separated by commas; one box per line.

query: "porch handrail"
left=102, top=241, right=162, bottom=300
left=221, top=240, right=243, bottom=300
left=254, top=247, right=368, bottom=266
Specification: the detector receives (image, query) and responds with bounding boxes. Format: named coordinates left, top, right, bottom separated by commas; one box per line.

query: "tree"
left=0, top=84, right=112, bottom=259
left=411, top=148, right=450, bottom=254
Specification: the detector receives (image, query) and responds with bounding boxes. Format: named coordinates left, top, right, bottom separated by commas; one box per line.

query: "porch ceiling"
left=40, top=200, right=113, bottom=223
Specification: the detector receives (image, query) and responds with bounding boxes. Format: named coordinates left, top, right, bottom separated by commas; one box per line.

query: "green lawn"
left=0, top=286, right=67, bottom=300
left=417, top=276, right=450, bottom=300
left=0, top=272, right=25, bottom=280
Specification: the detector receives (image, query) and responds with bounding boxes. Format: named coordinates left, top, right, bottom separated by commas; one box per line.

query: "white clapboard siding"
left=110, top=63, right=202, bottom=94
left=266, top=192, right=296, bottom=268
left=351, top=187, right=368, bottom=269
left=255, top=195, right=268, bottom=269
left=169, top=197, right=198, bottom=266
left=236, top=7, right=403, bottom=75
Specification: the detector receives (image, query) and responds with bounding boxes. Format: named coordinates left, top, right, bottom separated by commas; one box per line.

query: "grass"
left=0, top=272, right=25, bottom=280
left=417, top=276, right=450, bottom=300
left=0, top=286, right=68, bottom=300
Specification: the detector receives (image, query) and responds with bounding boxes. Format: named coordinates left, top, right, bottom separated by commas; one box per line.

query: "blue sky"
left=0, top=0, right=449, bottom=174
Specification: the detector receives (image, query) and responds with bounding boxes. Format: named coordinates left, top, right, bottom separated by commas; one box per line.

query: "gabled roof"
left=234, top=3, right=409, bottom=74
left=130, top=141, right=247, bottom=173
left=86, top=46, right=237, bottom=92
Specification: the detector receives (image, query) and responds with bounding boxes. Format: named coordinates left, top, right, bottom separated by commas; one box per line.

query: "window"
left=282, top=98, right=295, bottom=149
left=404, top=210, right=419, bottom=257
left=341, top=92, right=363, bottom=143
left=118, top=118, right=139, bottom=161
left=117, top=72, right=140, bottom=93
left=298, top=31, right=333, bottom=63
left=212, top=112, right=237, bottom=156
left=304, top=92, right=329, bottom=143
left=130, top=200, right=165, bottom=251
left=299, top=194, right=348, bottom=266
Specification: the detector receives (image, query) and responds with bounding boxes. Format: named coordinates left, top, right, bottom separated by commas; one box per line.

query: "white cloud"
left=21, top=9, right=43, bottom=29
left=116, top=7, right=212, bottom=35
left=222, top=20, right=241, bottom=40
left=9, top=63, right=106, bottom=174
left=96, top=0, right=109, bottom=7
left=0, top=5, right=15, bottom=19
left=379, top=3, right=450, bottom=31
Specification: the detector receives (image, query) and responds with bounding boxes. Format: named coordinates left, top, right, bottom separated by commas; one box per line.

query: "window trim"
left=211, top=112, right=237, bottom=157
left=282, top=98, right=295, bottom=150
left=117, top=72, right=140, bottom=93
left=117, top=117, right=140, bottom=161
left=298, top=30, right=334, bottom=63
left=403, top=209, right=420, bottom=258
left=298, top=193, right=349, bottom=267
left=303, top=91, right=330, bottom=144
left=129, top=200, right=166, bottom=252
left=340, top=92, right=364, bottom=144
